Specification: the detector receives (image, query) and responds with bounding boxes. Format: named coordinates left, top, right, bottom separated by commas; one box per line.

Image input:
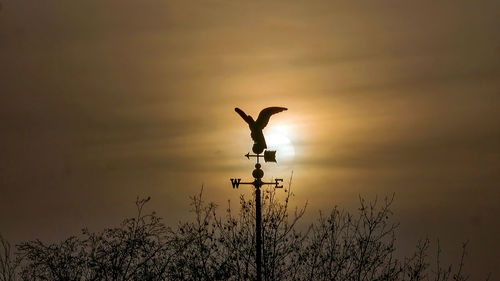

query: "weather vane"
left=230, top=106, right=287, bottom=281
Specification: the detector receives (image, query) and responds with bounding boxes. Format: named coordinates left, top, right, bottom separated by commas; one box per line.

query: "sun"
left=264, top=125, right=295, bottom=162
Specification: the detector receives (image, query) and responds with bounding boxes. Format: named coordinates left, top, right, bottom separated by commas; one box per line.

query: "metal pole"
left=255, top=184, right=262, bottom=281
left=232, top=157, right=278, bottom=281
left=252, top=161, right=264, bottom=281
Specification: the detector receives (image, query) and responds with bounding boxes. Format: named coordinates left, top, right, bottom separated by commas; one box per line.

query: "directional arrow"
left=245, top=150, right=277, bottom=163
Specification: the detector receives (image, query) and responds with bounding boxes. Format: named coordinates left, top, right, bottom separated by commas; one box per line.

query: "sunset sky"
left=1, top=0, right=499, bottom=277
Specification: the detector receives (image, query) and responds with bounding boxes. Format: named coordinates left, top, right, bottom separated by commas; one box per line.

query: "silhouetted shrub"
left=4, top=188, right=477, bottom=281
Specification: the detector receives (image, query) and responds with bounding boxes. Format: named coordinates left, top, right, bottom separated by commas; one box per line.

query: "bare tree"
left=18, top=197, right=180, bottom=281
left=0, top=235, right=19, bottom=281
left=8, top=188, right=482, bottom=281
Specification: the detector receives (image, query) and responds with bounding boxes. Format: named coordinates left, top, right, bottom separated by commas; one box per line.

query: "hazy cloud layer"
left=1, top=0, right=499, bottom=276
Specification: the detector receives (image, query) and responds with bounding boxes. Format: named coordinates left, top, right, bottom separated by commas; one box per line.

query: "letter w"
left=230, top=178, right=241, bottom=188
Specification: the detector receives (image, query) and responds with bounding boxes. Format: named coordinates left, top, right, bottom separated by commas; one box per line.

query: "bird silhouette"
left=235, top=107, right=288, bottom=154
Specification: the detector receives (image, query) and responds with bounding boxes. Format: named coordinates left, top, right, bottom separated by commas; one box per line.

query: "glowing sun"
left=265, top=125, right=295, bottom=162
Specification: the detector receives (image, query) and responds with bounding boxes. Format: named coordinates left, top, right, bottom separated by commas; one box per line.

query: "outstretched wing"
left=235, top=107, right=254, bottom=125
left=255, top=107, right=287, bottom=129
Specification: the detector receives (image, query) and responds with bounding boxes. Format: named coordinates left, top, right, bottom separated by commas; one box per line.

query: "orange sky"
left=1, top=0, right=499, bottom=277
